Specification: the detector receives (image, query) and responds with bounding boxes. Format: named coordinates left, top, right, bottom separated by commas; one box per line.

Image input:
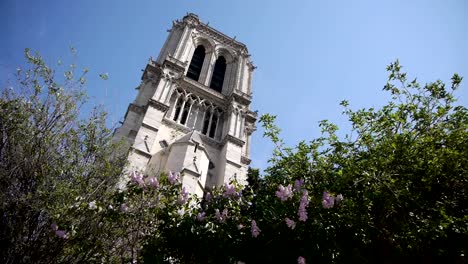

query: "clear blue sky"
left=1, top=0, right=467, bottom=172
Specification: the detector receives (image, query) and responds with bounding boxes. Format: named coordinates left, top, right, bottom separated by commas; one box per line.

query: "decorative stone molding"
left=141, top=122, right=159, bottom=133
left=181, top=77, right=227, bottom=108
left=199, top=133, right=223, bottom=149
left=148, top=99, right=170, bottom=112
left=241, top=156, right=251, bottom=165
left=223, top=134, right=245, bottom=147
left=226, top=158, right=242, bottom=168
left=230, top=90, right=252, bottom=105
left=162, top=117, right=191, bottom=134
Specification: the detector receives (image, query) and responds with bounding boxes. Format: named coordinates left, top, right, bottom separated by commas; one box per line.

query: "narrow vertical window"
left=180, top=102, right=190, bottom=125
left=187, top=45, right=206, bottom=81
left=173, top=99, right=183, bottom=121
left=209, top=113, right=217, bottom=138
left=209, top=56, right=226, bottom=93
left=202, top=111, right=211, bottom=135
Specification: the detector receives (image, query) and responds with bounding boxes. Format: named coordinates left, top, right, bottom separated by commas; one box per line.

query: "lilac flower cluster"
left=215, top=208, right=229, bottom=223
left=251, top=220, right=260, bottom=238
left=298, top=191, right=309, bottom=222
left=130, top=171, right=145, bottom=187
left=275, top=184, right=293, bottom=201
left=294, top=179, right=305, bottom=192
left=178, top=187, right=189, bottom=204
left=322, top=191, right=343, bottom=209
left=168, top=171, right=180, bottom=185
left=148, top=176, right=159, bottom=188
left=196, top=212, right=206, bottom=221
left=51, top=222, right=69, bottom=239
left=223, top=183, right=238, bottom=198
left=298, top=256, right=306, bottom=264
left=285, top=217, right=296, bottom=230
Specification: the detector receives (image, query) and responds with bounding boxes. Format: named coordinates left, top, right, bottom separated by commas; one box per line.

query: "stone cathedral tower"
left=114, top=14, right=256, bottom=197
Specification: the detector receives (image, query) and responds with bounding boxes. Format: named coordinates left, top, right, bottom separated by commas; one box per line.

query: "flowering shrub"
left=2, top=49, right=466, bottom=263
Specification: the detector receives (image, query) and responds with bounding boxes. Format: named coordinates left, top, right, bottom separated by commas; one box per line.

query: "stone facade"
left=114, top=13, right=256, bottom=195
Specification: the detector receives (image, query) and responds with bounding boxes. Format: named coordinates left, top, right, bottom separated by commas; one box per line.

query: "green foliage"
left=2, top=49, right=466, bottom=263
left=0, top=48, right=128, bottom=263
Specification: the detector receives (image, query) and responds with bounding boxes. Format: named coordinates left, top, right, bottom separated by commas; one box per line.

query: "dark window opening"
left=202, top=112, right=211, bottom=135
left=187, top=46, right=206, bottom=81
left=209, top=56, right=226, bottom=93
left=209, top=115, right=217, bottom=138
left=180, top=104, right=190, bottom=125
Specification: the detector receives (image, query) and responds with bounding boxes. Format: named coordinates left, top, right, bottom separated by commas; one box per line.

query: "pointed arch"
left=187, top=45, right=206, bottom=81
left=209, top=56, right=227, bottom=92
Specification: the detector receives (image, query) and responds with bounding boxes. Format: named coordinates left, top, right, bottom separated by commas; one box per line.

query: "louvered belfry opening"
left=187, top=45, right=206, bottom=81
left=209, top=56, right=226, bottom=92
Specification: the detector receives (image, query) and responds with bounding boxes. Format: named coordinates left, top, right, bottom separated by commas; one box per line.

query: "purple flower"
left=130, top=171, right=145, bottom=187
left=237, top=224, right=244, bottom=230
left=224, top=183, right=237, bottom=198
left=251, top=220, right=261, bottom=238
left=168, top=171, right=180, bottom=185
left=120, top=203, right=128, bottom=213
left=51, top=222, right=58, bottom=231
left=148, top=176, right=159, bottom=188
left=336, top=194, right=343, bottom=204
left=322, top=191, right=335, bottom=209
left=205, top=192, right=212, bottom=201
left=196, top=212, right=206, bottom=221
left=178, top=187, right=189, bottom=204
left=215, top=209, right=226, bottom=223
left=298, top=191, right=309, bottom=222
left=298, top=256, right=306, bottom=264
left=55, top=229, right=69, bottom=239
left=276, top=184, right=293, bottom=201
left=285, top=217, right=296, bottom=230
left=294, top=179, right=304, bottom=192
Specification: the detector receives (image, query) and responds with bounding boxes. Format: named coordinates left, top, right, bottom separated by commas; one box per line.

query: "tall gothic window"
left=202, top=112, right=211, bottom=135
left=187, top=45, right=205, bottom=81
left=209, top=113, right=218, bottom=138
left=180, top=102, right=190, bottom=125
left=209, top=56, right=226, bottom=93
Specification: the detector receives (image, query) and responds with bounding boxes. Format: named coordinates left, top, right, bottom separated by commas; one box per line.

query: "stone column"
left=174, top=26, right=189, bottom=60
left=176, top=98, right=187, bottom=123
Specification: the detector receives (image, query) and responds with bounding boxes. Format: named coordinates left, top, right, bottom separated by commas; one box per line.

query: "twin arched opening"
left=186, top=44, right=228, bottom=94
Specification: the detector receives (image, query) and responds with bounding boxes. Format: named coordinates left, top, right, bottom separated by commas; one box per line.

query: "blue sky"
left=1, top=0, right=467, bottom=172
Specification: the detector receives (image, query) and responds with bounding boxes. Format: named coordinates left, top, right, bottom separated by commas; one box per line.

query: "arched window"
left=209, top=113, right=218, bottom=138
left=202, top=111, right=211, bottom=135
left=187, top=45, right=205, bottom=81
left=209, top=56, right=226, bottom=93
left=180, top=102, right=190, bottom=125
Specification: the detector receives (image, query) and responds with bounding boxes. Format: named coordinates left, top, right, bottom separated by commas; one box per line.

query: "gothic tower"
left=114, top=14, right=256, bottom=196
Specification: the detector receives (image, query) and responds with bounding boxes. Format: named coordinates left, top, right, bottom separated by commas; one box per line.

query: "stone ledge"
left=241, top=156, right=251, bottom=165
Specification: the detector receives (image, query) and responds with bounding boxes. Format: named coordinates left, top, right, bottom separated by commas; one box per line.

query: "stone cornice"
left=226, top=159, right=242, bottom=168
left=241, top=156, right=251, bottom=165
left=148, top=99, right=170, bottom=112
left=180, top=76, right=227, bottom=109
left=162, top=55, right=187, bottom=74
left=230, top=90, right=252, bottom=105
left=199, top=133, right=223, bottom=149
left=223, top=134, right=245, bottom=147
left=245, top=110, right=258, bottom=123
left=162, top=118, right=191, bottom=134
left=178, top=13, right=248, bottom=54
